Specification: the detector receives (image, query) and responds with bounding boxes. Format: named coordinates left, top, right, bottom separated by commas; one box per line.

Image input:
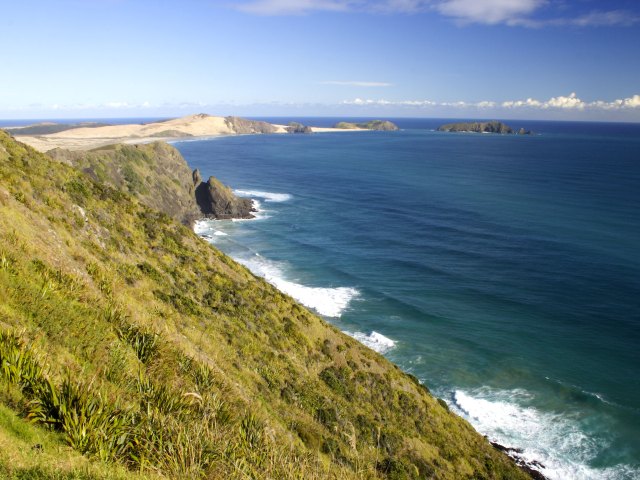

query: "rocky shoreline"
left=491, top=442, right=548, bottom=480
left=46, top=140, right=255, bottom=225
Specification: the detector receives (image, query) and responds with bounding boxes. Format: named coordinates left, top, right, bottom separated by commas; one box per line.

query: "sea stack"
left=194, top=172, right=255, bottom=219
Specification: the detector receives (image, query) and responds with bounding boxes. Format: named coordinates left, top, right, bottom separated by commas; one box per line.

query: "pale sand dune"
left=47, top=114, right=236, bottom=139
left=12, top=114, right=363, bottom=152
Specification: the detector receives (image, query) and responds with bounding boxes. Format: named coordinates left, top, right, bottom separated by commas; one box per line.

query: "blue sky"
left=1, top=0, right=639, bottom=120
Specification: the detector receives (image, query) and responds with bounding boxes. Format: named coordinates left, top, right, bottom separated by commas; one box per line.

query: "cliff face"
left=225, top=116, right=279, bottom=134
left=195, top=172, right=255, bottom=219
left=47, top=141, right=254, bottom=225
left=0, top=130, right=532, bottom=480
left=48, top=142, right=201, bottom=225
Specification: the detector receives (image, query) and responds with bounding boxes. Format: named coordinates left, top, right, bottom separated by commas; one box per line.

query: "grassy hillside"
left=0, top=131, right=530, bottom=479
left=48, top=142, right=200, bottom=226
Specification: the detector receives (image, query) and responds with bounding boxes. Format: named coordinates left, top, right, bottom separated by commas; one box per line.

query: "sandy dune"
left=11, top=114, right=364, bottom=152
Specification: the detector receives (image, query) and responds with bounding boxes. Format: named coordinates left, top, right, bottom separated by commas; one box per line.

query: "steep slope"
left=0, top=131, right=530, bottom=479
left=47, top=142, right=254, bottom=225
left=48, top=142, right=201, bottom=226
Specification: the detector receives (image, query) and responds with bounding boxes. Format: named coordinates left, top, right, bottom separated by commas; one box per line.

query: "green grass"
left=0, top=130, right=531, bottom=479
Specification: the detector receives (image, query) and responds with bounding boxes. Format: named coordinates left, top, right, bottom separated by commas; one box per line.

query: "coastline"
left=7, top=115, right=373, bottom=152
left=175, top=126, right=640, bottom=480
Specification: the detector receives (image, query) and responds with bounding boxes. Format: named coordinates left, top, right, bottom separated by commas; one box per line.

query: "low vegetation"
left=0, top=130, right=529, bottom=479
left=333, top=120, right=399, bottom=131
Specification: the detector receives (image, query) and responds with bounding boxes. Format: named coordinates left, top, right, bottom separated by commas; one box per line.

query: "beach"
left=9, top=114, right=367, bottom=152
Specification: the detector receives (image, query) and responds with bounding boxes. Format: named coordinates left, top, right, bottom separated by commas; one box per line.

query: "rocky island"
left=285, top=121, right=314, bottom=134
left=333, top=120, right=399, bottom=131
left=438, top=121, right=531, bottom=135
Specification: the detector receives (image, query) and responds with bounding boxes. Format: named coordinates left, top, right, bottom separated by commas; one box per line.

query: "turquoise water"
left=175, top=119, right=640, bottom=479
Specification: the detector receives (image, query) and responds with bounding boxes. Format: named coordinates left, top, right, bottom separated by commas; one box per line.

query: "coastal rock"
left=333, top=120, right=399, bottom=131
left=518, top=127, right=533, bottom=135
left=225, top=116, right=279, bottom=134
left=192, top=168, right=202, bottom=187
left=47, top=141, right=257, bottom=224
left=490, top=442, right=548, bottom=480
left=286, top=122, right=313, bottom=134
left=195, top=176, right=255, bottom=220
left=48, top=141, right=202, bottom=226
left=438, top=121, right=514, bottom=134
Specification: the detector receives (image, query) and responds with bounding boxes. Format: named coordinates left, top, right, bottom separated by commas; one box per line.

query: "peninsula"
left=8, top=114, right=397, bottom=152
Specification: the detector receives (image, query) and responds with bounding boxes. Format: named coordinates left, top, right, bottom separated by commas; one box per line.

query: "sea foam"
left=193, top=220, right=231, bottom=241
left=234, top=190, right=292, bottom=203
left=238, top=254, right=358, bottom=318
left=345, top=331, right=396, bottom=354
left=451, top=388, right=638, bottom=480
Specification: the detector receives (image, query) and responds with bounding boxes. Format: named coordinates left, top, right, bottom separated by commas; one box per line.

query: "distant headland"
left=438, top=121, right=531, bottom=135
left=333, top=120, right=399, bottom=131
left=6, top=114, right=399, bottom=152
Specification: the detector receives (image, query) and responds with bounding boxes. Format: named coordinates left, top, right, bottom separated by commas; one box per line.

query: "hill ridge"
left=0, top=130, right=532, bottom=479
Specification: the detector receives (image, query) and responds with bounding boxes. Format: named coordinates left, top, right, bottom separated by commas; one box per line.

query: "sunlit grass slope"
left=0, top=131, right=529, bottom=479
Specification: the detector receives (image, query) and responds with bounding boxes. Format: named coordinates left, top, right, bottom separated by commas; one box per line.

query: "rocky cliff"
left=47, top=141, right=254, bottom=225
left=0, top=129, right=534, bottom=479
left=286, top=122, right=313, bottom=134
left=225, top=116, right=279, bottom=134
left=48, top=141, right=202, bottom=225
left=194, top=171, right=255, bottom=219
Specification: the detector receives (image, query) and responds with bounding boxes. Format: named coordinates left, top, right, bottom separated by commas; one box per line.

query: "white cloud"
left=544, top=92, right=584, bottom=109
left=476, top=101, right=497, bottom=108
left=235, top=0, right=639, bottom=28
left=502, top=93, right=640, bottom=110
left=570, top=10, right=640, bottom=27
left=321, top=80, right=393, bottom=87
left=501, top=97, right=542, bottom=108
left=344, top=93, right=640, bottom=111
left=342, top=98, right=494, bottom=107
left=434, top=0, right=545, bottom=25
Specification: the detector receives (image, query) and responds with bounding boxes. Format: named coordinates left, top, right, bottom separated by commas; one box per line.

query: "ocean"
left=177, top=118, right=637, bottom=479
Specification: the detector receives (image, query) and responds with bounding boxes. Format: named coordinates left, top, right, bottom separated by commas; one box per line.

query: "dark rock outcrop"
left=490, top=442, right=548, bottom=480
left=195, top=176, right=255, bottom=220
left=438, top=121, right=532, bottom=135
left=333, top=120, right=399, bottom=131
left=192, top=168, right=202, bottom=187
left=48, top=142, right=202, bottom=226
left=225, top=116, right=279, bottom=134
left=286, top=122, right=313, bottom=134
left=47, top=142, right=255, bottom=225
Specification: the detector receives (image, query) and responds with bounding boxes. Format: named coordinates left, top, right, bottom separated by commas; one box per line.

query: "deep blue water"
left=176, top=119, right=640, bottom=479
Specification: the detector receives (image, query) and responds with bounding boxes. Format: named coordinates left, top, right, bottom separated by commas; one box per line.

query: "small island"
left=333, top=120, right=399, bottom=131
left=438, top=121, right=531, bottom=135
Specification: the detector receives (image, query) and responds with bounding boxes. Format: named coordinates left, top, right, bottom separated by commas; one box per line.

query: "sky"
left=1, top=0, right=639, bottom=121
